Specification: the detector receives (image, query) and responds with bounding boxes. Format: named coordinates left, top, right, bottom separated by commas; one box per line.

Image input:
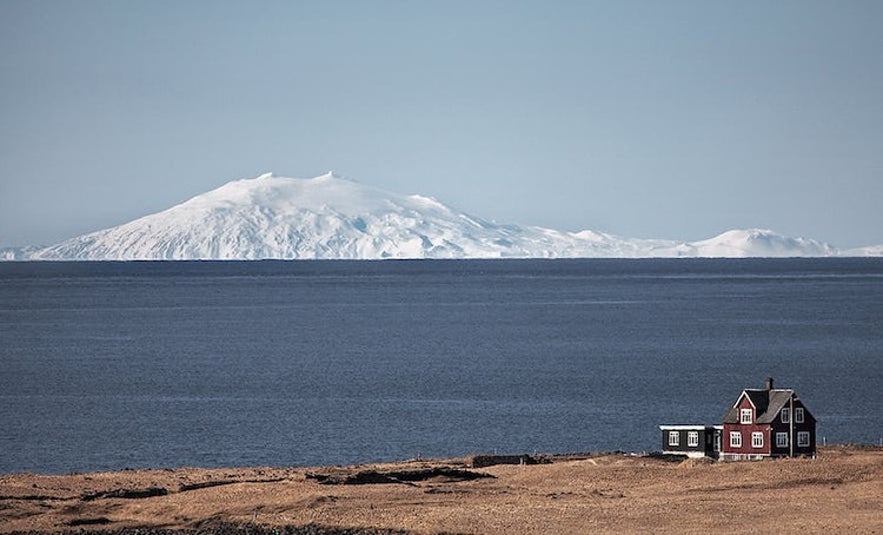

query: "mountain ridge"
left=5, top=172, right=880, bottom=260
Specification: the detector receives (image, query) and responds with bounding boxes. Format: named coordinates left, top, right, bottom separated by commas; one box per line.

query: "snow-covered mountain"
left=13, top=172, right=872, bottom=260
left=671, top=229, right=838, bottom=258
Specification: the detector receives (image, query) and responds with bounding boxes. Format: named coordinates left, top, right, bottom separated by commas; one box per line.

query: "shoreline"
left=2, top=445, right=881, bottom=534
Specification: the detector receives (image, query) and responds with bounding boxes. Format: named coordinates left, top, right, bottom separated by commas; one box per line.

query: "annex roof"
left=659, top=425, right=722, bottom=431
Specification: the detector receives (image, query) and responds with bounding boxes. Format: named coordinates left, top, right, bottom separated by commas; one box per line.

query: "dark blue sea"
left=1, top=258, right=881, bottom=474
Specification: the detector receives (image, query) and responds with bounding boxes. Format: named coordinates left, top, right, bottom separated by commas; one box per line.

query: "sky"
left=1, top=1, right=881, bottom=249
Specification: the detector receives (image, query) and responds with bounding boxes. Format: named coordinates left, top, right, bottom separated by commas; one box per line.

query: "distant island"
left=2, top=172, right=881, bottom=261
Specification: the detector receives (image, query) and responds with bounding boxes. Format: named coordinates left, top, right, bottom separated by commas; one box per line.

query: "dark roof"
left=722, top=388, right=796, bottom=424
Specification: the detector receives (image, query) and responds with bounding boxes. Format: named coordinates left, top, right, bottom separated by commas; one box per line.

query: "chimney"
left=765, top=377, right=774, bottom=390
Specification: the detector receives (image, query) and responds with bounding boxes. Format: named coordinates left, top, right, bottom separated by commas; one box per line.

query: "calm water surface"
left=1, top=259, right=881, bottom=473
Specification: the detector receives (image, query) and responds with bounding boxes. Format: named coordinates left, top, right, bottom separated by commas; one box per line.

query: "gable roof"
left=722, top=388, right=796, bottom=424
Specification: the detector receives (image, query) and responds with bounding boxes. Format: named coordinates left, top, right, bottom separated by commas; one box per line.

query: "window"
left=730, top=431, right=742, bottom=448
left=797, top=432, right=810, bottom=447
left=780, top=408, right=790, bottom=423
left=752, top=432, right=764, bottom=448
left=668, top=431, right=679, bottom=447
left=776, top=432, right=789, bottom=448
left=740, top=408, right=753, bottom=424
left=687, top=431, right=699, bottom=447
left=795, top=408, right=804, bottom=423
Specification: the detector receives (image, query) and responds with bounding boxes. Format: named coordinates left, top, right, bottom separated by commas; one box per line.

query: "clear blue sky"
left=2, top=1, right=881, bottom=249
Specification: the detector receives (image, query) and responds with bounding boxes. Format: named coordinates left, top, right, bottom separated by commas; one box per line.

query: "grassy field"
left=1, top=446, right=881, bottom=534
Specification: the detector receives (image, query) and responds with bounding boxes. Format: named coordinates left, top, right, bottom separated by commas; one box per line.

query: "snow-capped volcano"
left=30, top=171, right=599, bottom=260
left=18, top=172, right=858, bottom=260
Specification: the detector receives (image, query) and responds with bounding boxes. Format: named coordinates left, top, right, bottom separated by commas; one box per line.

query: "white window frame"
left=752, top=432, right=764, bottom=448
left=797, top=431, right=810, bottom=447
left=687, top=431, right=699, bottom=447
left=795, top=407, right=804, bottom=423
left=776, top=432, right=789, bottom=448
left=740, top=408, right=753, bottom=424
left=668, top=431, right=679, bottom=447
left=730, top=431, right=742, bottom=448
left=780, top=408, right=790, bottom=423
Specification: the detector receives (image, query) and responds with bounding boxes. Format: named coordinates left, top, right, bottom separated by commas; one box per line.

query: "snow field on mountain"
left=19, top=172, right=868, bottom=260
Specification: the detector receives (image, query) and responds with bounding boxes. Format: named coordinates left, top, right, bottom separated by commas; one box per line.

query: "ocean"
left=1, top=258, right=881, bottom=474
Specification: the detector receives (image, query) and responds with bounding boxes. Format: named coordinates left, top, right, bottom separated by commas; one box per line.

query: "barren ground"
left=1, top=446, right=880, bottom=534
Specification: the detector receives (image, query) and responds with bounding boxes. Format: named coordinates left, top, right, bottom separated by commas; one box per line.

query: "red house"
left=721, top=377, right=816, bottom=460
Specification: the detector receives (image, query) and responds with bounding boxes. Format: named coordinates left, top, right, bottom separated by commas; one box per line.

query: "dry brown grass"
left=1, top=446, right=881, bottom=534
